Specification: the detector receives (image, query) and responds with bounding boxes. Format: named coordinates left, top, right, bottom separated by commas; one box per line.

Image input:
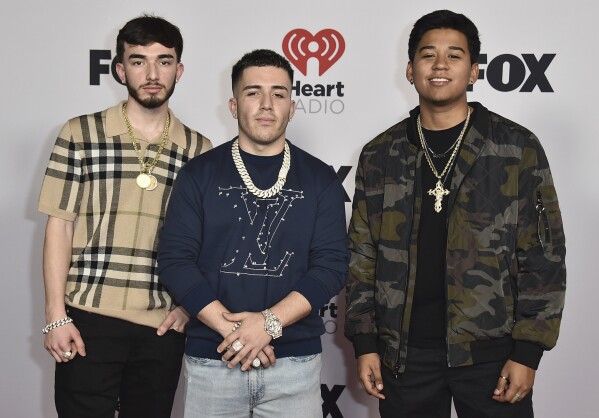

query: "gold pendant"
left=146, top=174, right=158, bottom=191
left=428, top=180, right=450, bottom=213
left=136, top=173, right=151, bottom=189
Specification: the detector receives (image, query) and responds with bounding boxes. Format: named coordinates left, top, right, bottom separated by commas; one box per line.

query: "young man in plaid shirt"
left=38, top=15, right=211, bottom=417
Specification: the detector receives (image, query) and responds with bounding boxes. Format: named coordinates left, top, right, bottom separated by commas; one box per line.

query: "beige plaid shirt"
left=39, top=102, right=212, bottom=328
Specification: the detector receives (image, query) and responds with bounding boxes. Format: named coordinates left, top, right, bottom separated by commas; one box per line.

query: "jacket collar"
left=449, top=102, right=488, bottom=211
left=105, top=100, right=188, bottom=149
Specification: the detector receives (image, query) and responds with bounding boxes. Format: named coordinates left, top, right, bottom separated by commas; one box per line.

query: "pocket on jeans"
left=186, top=356, right=215, bottom=366
left=287, top=354, right=318, bottom=363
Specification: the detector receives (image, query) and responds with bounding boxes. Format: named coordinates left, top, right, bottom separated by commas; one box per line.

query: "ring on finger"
left=499, top=375, right=509, bottom=382
left=232, top=321, right=242, bottom=333
left=252, top=358, right=261, bottom=368
left=231, top=340, right=244, bottom=352
left=61, top=350, right=72, bottom=359
left=514, top=393, right=522, bottom=401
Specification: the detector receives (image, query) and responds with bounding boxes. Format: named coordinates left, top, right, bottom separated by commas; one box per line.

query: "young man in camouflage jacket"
left=344, top=10, right=565, bottom=418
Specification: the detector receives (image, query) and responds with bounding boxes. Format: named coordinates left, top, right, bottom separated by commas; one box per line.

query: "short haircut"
left=116, top=14, right=183, bottom=63
left=408, top=10, right=480, bottom=64
left=231, top=49, right=294, bottom=93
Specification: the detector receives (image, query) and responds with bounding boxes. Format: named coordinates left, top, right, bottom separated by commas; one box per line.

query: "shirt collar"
left=105, top=100, right=188, bottom=149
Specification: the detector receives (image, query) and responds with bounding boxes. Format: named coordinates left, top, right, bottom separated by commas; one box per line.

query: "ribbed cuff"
left=509, top=341, right=544, bottom=370
left=352, top=333, right=379, bottom=358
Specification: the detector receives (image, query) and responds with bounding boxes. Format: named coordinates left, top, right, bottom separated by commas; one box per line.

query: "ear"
left=229, top=98, right=238, bottom=118
left=406, top=61, right=413, bottom=84
left=288, top=100, right=296, bottom=121
left=469, top=62, right=479, bottom=85
left=176, top=62, right=184, bottom=82
left=115, top=62, right=126, bottom=84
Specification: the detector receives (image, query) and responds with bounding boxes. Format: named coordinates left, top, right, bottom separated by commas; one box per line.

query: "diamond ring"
left=231, top=340, right=244, bottom=352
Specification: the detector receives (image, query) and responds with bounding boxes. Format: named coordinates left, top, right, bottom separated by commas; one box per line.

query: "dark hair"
left=231, top=49, right=294, bottom=93
left=408, top=10, right=480, bottom=64
left=116, top=15, right=183, bottom=63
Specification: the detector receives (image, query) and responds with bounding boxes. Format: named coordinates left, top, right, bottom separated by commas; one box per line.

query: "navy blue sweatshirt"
left=158, top=139, right=349, bottom=359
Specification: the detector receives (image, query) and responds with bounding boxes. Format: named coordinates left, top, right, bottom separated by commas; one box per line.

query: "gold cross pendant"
left=428, top=180, right=450, bottom=213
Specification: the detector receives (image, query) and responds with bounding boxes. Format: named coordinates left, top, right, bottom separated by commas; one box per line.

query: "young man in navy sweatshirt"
left=158, top=49, right=349, bottom=417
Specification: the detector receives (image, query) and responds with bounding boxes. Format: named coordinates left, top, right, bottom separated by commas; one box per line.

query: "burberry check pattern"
left=39, top=102, right=212, bottom=327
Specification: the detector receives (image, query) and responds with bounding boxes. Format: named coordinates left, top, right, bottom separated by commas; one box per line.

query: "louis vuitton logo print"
left=219, top=187, right=304, bottom=277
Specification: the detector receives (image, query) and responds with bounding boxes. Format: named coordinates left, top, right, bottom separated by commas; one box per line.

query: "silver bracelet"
left=42, top=317, right=73, bottom=335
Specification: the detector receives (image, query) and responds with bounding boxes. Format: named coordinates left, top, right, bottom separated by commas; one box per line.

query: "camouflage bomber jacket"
left=344, top=102, right=566, bottom=375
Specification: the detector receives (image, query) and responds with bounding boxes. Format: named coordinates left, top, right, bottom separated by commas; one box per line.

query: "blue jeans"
left=182, top=353, right=322, bottom=418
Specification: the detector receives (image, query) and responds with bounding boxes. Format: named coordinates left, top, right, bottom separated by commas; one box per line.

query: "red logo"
left=282, top=29, right=345, bottom=76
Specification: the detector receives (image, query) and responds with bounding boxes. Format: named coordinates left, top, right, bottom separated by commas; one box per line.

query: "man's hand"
left=493, top=360, right=536, bottom=403
left=357, top=353, right=385, bottom=400
left=217, top=311, right=273, bottom=371
left=44, top=323, right=85, bottom=363
left=157, top=306, right=190, bottom=336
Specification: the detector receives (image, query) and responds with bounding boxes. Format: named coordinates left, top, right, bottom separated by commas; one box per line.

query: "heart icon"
left=282, top=29, right=345, bottom=76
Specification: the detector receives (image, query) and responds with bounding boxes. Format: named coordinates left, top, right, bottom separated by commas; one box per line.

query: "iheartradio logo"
left=282, top=29, right=345, bottom=76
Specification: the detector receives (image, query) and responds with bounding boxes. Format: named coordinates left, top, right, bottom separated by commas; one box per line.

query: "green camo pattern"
left=344, top=103, right=566, bottom=373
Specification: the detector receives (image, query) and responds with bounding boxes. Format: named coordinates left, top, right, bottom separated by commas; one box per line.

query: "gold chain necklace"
left=417, top=106, right=471, bottom=213
left=122, top=102, right=170, bottom=191
left=232, top=138, right=291, bottom=198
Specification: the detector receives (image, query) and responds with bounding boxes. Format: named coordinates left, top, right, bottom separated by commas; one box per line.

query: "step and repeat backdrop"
left=2, top=0, right=595, bottom=417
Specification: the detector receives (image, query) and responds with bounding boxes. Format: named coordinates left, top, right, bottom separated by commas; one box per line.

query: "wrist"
left=261, top=309, right=282, bottom=339
left=42, top=316, right=73, bottom=335
left=45, top=306, right=68, bottom=323
left=216, top=320, right=233, bottom=338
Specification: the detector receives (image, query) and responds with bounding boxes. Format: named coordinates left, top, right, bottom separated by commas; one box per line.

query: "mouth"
left=142, top=83, right=164, bottom=94
left=429, top=77, right=451, bottom=86
left=256, top=117, right=276, bottom=125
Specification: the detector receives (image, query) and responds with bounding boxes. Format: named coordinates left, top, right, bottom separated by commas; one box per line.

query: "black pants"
left=55, top=307, right=185, bottom=418
left=379, top=347, right=534, bottom=418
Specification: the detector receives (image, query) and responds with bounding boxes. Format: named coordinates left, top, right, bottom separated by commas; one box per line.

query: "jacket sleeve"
left=157, top=164, right=218, bottom=317
left=344, top=151, right=380, bottom=356
left=512, top=133, right=566, bottom=367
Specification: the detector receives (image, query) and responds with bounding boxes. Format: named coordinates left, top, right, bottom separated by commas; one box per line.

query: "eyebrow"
left=418, top=45, right=466, bottom=53
left=242, top=84, right=289, bottom=92
left=127, top=53, right=176, bottom=60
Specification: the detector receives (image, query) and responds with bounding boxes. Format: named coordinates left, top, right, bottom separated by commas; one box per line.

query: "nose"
left=146, top=62, right=159, bottom=81
left=432, top=55, right=449, bottom=70
left=260, top=94, right=273, bottom=110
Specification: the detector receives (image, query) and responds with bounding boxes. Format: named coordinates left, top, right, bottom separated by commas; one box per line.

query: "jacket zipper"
left=536, top=191, right=551, bottom=249
left=445, top=218, right=452, bottom=368
left=394, top=199, right=414, bottom=378
left=394, top=146, right=419, bottom=378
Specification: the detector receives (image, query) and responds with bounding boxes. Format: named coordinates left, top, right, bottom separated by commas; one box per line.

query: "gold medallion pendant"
left=123, top=102, right=170, bottom=192
left=136, top=173, right=152, bottom=189
left=146, top=174, right=158, bottom=191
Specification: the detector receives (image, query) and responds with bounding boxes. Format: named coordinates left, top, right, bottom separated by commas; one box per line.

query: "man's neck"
left=237, top=136, right=286, bottom=157
left=418, top=100, right=470, bottom=131
left=124, top=98, right=170, bottom=142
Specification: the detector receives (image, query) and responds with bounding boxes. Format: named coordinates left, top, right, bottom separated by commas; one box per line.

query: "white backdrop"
left=1, top=1, right=595, bottom=417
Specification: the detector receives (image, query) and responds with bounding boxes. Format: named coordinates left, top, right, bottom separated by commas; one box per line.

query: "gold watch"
left=261, top=309, right=282, bottom=339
